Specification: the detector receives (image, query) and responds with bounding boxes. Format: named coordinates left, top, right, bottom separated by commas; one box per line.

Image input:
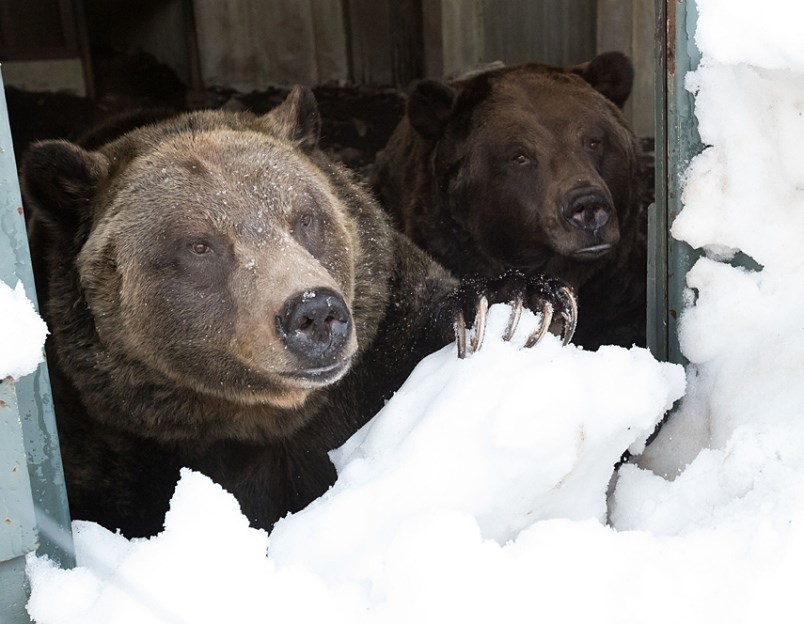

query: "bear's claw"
left=557, top=284, right=579, bottom=345
left=451, top=271, right=578, bottom=358
left=523, top=300, right=553, bottom=349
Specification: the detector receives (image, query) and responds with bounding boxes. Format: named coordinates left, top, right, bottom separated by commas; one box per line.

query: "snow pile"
left=26, top=306, right=684, bottom=623
left=28, top=465, right=804, bottom=624
left=25, top=474, right=357, bottom=624
left=595, top=21, right=804, bottom=618
left=0, top=280, right=47, bottom=379
left=695, top=0, right=804, bottom=72
left=268, top=306, right=681, bottom=579
left=629, top=0, right=804, bottom=489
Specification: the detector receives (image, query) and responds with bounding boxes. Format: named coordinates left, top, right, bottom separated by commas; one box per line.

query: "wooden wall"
left=191, top=0, right=601, bottom=88
left=192, top=0, right=349, bottom=90
left=189, top=0, right=654, bottom=135
left=3, top=0, right=654, bottom=133
left=422, top=0, right=596, bottom=79
left=481, top=0, right=596, bottom=68
left=597, top=0, right=656, bottom=138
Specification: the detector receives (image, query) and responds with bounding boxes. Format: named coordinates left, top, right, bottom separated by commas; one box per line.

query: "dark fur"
left=372, top=52, right=646, bottom=349
left=23, top=87, right=471, bottom=537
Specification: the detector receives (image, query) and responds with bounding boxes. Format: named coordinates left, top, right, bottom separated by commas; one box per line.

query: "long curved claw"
left=558, top=285, right=578, bottom=345
left=454, top=295, right=489, bottom=359
left=455, top=310, right=468, bottom=359
left=524, top=300, right=554, bottom=348
left=503, top=295, right=524, bottom=342
left=468, top=295, right=489, bottom=355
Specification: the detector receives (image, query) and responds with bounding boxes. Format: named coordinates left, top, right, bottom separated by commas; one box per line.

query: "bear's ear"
left=573, top=51, right=634, bottom=108
left=407, top=80, right=456, bottom=140
left=21, top=140, right=109, bottom=232
left=261, top=85, right=321, bottom=152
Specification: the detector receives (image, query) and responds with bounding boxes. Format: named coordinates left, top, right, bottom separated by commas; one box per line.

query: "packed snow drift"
left=25, top=306, right=684, bottom=623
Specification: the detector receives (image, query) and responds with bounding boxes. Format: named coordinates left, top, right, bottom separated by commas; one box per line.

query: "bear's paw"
left=447, top=270, right=578, bottom=358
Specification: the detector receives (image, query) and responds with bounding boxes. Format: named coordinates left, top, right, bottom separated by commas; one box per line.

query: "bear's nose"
left=562, top=188, right=612, bottom=232
left=276, top=288, right=352, bottom=366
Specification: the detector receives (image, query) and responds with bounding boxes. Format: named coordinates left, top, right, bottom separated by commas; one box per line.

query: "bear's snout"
left=276, top=288, right=354, bottom=374
left=562, top=187, right=612, bottom=233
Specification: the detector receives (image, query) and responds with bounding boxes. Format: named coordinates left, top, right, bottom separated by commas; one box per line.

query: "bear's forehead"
left=121, top=132, right=326, bottom=206
left=147, top=130, right=311, bottom=181
left=468, top=75, right=622, bottom=140
left=490, top=74, right=608, bottom=115
left=104, top=130, right=341, bottom=238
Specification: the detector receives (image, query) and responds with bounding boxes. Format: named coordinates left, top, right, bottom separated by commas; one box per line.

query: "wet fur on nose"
left=276, top=288, right=352, bottom=366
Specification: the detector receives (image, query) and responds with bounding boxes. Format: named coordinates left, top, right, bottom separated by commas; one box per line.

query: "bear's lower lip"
left=572, top=243, right=614, bottom=259
left=279, top=360, right=351, bottom=385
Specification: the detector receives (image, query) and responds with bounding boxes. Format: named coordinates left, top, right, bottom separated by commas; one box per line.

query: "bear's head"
left=22, top=87, right=383, bottom=432
left=404, top=51, right=640, bottom=285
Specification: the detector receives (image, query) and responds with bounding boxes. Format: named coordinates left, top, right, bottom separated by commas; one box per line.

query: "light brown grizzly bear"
left=372, top=52, right=646, bottom=349
left=22, top=86, right=577, bottom=537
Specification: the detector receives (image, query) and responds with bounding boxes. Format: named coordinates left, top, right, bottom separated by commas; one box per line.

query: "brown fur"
left=23, top=87, right=471, bottom=536
left=372, top=52, right=646, bottom=348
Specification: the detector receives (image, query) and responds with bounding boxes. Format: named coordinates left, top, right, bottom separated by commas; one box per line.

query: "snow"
left=694, top=0, right=804, bottom=72
left=0, top=280, right=47, bottom=379
left=25, top=307, right=684, bottom=624
left=16, top=2, right=804, bottom=621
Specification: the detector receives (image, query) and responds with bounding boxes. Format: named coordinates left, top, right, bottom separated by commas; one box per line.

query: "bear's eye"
left=292, top=210, right=320, bottom=235
left=512, top=153, right=531, bottom=166
left=586, top=138, right=602, bottom=151
left=190, top=241, right=212, bottom=255
left=291, top=210, right=325, bottom=257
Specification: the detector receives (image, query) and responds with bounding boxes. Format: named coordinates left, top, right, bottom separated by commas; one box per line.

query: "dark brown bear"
left=22, top=86, right=576, bottom=537
left=372, top=52, right=645, bottom=349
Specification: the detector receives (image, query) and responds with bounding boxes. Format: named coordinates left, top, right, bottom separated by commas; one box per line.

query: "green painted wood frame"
left=648, top=0, right=702, bottom=363
left=0, top=67, right=75, bottom=624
